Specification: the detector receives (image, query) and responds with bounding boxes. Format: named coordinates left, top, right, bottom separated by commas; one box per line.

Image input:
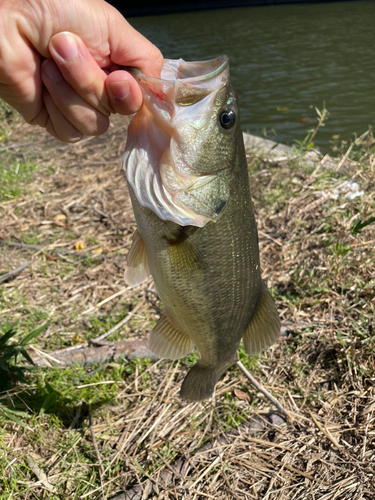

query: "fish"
left=123, top=56, right=280, bottom=401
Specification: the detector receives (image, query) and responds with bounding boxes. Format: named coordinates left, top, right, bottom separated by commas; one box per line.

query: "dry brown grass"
left=0, top=112, right=374, bottom=499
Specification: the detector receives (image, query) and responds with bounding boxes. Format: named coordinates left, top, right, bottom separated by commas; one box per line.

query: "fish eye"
left=219, top=110, right=236, bottom=130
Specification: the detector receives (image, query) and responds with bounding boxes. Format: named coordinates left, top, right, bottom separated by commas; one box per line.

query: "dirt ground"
left=0, top=111, right=374, bottom=499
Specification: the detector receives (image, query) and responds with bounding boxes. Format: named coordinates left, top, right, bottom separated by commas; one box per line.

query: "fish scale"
left=123, top=56, right=280, bottom=401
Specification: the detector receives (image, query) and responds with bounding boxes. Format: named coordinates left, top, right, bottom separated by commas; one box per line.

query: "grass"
left=0, top=109, right=374, bottom=499
left=0, top=101, right=42, bottom=204
left=0, top=159, right=41, bottom=203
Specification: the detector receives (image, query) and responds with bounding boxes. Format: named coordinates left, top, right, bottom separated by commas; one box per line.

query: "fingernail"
left=109, top=81, right=131, bottom=100
left=42, top=59, right=62, bottom=82
left=50, top=32, right=79, bottom=61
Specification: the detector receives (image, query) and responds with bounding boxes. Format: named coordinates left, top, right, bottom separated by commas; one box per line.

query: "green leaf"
left=133, top=459, right=147, bottom=475
left=20, top=323, right=49, bottom=346
left=39, top=392, right=56, bottom=415
left=0, top=406, right=29, bottom=429
left=352, top=216, right=375, bottom=234
left=19, top=349, right=35, bottom=365
left=39, top=384, right=59, bottom=415
left=0, top=321, right=19, bottom=347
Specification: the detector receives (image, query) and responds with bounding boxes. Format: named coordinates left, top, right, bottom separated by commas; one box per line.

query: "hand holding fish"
left=0, top=0, right=162, bottom=142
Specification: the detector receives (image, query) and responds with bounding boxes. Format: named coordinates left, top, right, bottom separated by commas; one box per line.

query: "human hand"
left=0, top=0, right=163, bottom=142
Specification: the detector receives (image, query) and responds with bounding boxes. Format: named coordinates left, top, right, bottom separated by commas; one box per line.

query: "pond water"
left=128, top=0, right=375, bottom=152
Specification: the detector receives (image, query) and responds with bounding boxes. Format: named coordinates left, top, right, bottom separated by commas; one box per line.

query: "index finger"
left=108, top=19, right=163, bottom=79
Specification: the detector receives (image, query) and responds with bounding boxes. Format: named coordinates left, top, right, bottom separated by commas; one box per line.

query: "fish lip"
left=122, top=55, right=229, bottom=85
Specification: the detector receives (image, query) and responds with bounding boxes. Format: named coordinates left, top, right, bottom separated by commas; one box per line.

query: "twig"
left=0, top=241, right=107, bottom=260
left=28, top=338, right=158, bottom=367
left=309, top=411, right=342, bottom=450
left=93, top=300, right=145, bottom=343
left=33, top=300, right=146, bottom=357
left=258, top=230, right=283, bottom=247
left=104, top=412, right=286, bottom=500
left=26, top=456, right=56, bottom=493
left=190, top=454, right=222, bottom=489
left=89, top=404, right=105, bottom=495
left=81, top=287, right=132, bottom=315
left=0, top=259, right=35, bottom=284
left=68, top=403, right=83, bottom=430
left=257, top=452, right=328, bottom=484
left=28, top=345, right=63, bottom=365
left=236, top=361, right=290, bottom=419
left=335, top=129, right=370, bottom=172
left=75, top=204, right=128, bottom=230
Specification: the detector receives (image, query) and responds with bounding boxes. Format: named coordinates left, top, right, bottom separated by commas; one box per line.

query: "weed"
left=352, top=214, right=375, bottom=234
left=0, top=320, right=48, bottom=392
left=0, top=159, right=40, bottom=202
left=0, top=113, right=374, bottom=499
left=294, top=104, right=329, bottom=153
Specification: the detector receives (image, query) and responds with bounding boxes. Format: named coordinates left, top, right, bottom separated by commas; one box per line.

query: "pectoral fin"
left=125, top=229, right=150, bottom=286
left=148, top=313, right=194, bottom=360
left=166, top=229, right=208, bottom=272
left=243, top=281, right=280, bottom=354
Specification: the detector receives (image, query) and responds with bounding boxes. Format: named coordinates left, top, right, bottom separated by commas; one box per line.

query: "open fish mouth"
left=123, top=56, right=232, bottom=227
left=131, top=55, right=229, bottom=86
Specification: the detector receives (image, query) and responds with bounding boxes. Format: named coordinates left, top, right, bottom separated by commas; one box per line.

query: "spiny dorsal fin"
left=148, top=313, right=194, bottom=360
left=125, top=229, right=150, bottom=287
left=243, top=281, right=280, bottom=355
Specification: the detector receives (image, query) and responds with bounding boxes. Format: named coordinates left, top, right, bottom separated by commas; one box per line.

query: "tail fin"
left=180, top=360, right=234, bottom=402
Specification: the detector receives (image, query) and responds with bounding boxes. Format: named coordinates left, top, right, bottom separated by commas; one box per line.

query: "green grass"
left=1, top=106, right=375, bottom=498
left=0, top=159, right=41, bottom=202
left=0, top=99, right=18, bottom=141
left=0, top=99, right=42, bottom=203
left=0, top=358, right=144, bottom=498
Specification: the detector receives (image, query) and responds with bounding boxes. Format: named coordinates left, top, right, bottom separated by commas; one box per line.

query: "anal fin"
left=148, top=313, right=194, bottom=360
left=125, top=229, right=150, bottom=287
left=243, top=280, right=280, bottom=355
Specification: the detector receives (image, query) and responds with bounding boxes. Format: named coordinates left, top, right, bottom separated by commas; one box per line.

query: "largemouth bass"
left=123, top=56, right=280, bottom=401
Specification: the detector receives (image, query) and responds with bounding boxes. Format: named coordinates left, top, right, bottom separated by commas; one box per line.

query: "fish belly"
left=128, top=155, right=261, bottom=370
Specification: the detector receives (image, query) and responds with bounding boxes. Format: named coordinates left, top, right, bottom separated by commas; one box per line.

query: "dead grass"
left=0, top=110, right=374, bottom=499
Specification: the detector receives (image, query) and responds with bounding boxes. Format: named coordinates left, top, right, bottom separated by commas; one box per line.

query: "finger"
left=105, top=70, right=143, bottom=115
left=108, top=17, right=163, bottom=79
left=0, top=37, right=45, bottom=125
left=49, top=32, right=112, bottom=116
left=26, top=102, right=49, bottom=128
left=41, top=58, right=109, bottom=137
left=42, top=87, right=83, bottom=143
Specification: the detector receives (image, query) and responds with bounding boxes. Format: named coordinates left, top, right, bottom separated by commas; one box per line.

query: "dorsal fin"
left=243, top=281, right=280, bottom=354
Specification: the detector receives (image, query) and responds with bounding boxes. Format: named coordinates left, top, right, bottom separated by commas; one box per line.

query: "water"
left=128, top=1, right=375, bottom=152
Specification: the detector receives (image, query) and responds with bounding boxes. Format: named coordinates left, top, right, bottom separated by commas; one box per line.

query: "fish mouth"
left=124, top=55, right=229, bottom=86
left=123, top=56, right=231, bottom=227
